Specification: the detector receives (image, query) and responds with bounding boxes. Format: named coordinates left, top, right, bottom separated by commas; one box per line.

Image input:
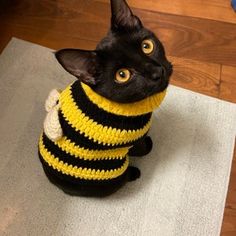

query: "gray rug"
left=0, top=38, right=235, bottom=236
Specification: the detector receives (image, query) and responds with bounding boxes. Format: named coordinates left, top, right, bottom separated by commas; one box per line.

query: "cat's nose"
left=151, top=67, right=165, bottom=80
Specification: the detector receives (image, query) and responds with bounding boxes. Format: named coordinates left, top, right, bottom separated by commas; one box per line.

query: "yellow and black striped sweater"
left=39, top=81, right=166, bottom=183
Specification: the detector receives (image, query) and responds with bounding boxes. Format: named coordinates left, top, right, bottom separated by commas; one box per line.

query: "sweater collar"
left=81, top=82, right=167, bottom=117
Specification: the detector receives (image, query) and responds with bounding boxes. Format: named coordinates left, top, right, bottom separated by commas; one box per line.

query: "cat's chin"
left=113, top=81, right=169, bottom=104
left=146, top=79, right=169, bottom=98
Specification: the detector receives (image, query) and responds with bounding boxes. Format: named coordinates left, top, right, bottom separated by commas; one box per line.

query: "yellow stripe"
left=39, top=136, right=129, bottom=180
left=55, top=136, right=130, bottom=160
left=81, top=82, right=167, bottom=117
left=59, top=86, right=152, bottom=146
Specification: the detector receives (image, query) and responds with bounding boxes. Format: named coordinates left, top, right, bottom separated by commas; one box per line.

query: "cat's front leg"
left=128, top=136, right=153, bottom=157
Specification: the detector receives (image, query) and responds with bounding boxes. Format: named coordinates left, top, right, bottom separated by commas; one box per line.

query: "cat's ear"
left=55, top=49, right=97, bottom=85
left=110, top=0, right=142, bottom=31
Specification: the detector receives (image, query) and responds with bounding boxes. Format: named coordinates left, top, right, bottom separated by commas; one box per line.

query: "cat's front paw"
left=128, top=136, right=153, bottom=157
left=128, top=166, right=141, bottom=182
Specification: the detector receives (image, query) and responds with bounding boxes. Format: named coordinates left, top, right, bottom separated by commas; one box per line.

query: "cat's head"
left=56, top=0, right=173, bottom=103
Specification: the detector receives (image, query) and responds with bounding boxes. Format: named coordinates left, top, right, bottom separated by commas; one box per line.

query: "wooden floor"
left=0, top=0, right=235, bottom=234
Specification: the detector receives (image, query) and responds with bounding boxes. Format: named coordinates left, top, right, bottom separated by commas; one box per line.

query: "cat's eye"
left=142, top=39, right=155, bottom=55
left=115, top=69, right=131, bottom=83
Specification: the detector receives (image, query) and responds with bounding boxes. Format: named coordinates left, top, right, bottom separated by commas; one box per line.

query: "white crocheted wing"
left=44, top=89, right=63, bottom=142
left=45, top=89, right=61, bottom=112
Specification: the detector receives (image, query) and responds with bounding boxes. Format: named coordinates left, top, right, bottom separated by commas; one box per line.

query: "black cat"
left=38, top=0, right=173, bottom=197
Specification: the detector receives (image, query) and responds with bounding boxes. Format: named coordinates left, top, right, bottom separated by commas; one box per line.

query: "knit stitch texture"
left=39, top=80, right=166, bottom=182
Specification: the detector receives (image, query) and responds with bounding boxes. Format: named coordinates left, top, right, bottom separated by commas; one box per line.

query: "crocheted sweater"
left=39, top=81, right=166, bottom=182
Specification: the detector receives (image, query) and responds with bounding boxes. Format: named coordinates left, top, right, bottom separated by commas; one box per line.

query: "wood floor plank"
left=0, top=0, right=108, bottom=43
left=0, top=23, right=221, bottom=99
left=0, top=23, right=97, bottom=53
left=1, top=1, right=236, bottom=66
left=169, top=56, right=221, bottom=98
left=219, top=66, right=236, bottom=103
left=139, top=11, right=236, bottom=67
left=98, top=0, right=236, bottom=24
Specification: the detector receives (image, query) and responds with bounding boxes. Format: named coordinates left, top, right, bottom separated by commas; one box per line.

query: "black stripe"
left=71, top=81, right=152, bottom=130
left=39, top=151, right=128, bottom=185
left=42, top=133, right=126, bottom=171
left=59, top=111, right=147, bottom=150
